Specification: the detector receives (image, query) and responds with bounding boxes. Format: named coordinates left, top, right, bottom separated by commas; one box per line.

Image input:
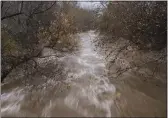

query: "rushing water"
left=2, top=31, right=166, bottom=117
left=1, top=31, right=117, bottom=117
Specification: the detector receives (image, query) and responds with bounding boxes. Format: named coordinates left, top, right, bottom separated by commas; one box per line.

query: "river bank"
left=1, top=31, right=116, bottom=117
left=1, top=31, right=166, bottom=117
left=94, top=34, right=167, bottom=117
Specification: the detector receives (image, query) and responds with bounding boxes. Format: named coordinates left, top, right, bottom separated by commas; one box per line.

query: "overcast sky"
left=79, top=1, right=101, bottom=9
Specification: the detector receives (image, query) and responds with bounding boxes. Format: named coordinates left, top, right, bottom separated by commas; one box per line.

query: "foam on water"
left=61, top=31, right=116, bottom=117
left=1, top=88, right=25, bottom=116
left=1, top=31, right=116, bottom=117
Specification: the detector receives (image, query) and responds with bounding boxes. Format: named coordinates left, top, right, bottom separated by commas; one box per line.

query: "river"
left=1, top=31, right=118, bottom=117
left=1, top=31, right=166, bottom=117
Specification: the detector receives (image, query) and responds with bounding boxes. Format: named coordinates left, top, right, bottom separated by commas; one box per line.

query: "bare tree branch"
left=1, top=1, right=4, bottom=8
left=1, top=12, right=23, bottom=20
left=33, top=1, right=56, bottom=15
left=19, top=1, right=23, bottom=13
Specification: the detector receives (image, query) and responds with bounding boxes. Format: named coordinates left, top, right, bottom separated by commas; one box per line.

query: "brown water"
left=1, top=31, right=117, bottom=117
left=1, top=31, right=166, bottom=117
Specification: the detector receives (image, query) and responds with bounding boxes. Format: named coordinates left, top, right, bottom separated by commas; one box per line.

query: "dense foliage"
left=98, top=1, right=167, bottom=50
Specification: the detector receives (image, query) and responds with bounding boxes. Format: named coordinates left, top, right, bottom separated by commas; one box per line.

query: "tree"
left=1, top=1, right=80, bottom=82
left=98, top=1, right=167, bottom=50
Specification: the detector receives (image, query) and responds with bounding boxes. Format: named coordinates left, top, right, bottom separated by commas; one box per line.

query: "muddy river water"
left=1, top=31, right=166, bottom=117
